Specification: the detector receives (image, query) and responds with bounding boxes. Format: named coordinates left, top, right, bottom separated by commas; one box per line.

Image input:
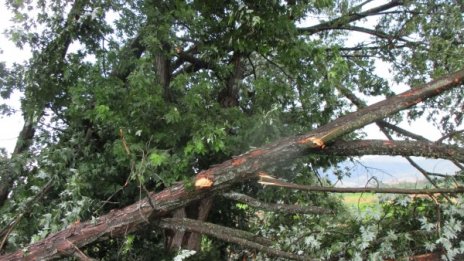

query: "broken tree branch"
left=2, top=68, right=464, bottom=261
left=335, top=83, right=461, bottom=195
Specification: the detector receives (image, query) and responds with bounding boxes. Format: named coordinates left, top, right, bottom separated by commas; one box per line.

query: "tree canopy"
left=1, top=0, right=464, bottom=260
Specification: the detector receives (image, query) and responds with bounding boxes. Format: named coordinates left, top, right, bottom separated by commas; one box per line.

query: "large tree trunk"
left=155, top=43, right=172, bottom=102
left=1, top=68, right=464, bottom=261
left=218, top=52, right=243, bottom=108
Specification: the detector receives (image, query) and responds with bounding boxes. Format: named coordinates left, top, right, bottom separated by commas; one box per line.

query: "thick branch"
left=309, top=69, right=464, bottom=144
left=306, top=25, right=410, bottom=43
left=298, top=0, right=403, bottom=35
left=2, top=68, right=464, bottom=260
left=258, top=176, right=464, bottom=194
left=223, top=192, right=331, bottom=215
left=175, top=50, right=214, bottom=71
left=336, top=85, right=429, bottom=141
left=336, top=84, right=455, bottom=190
left=159, top=218, right=313, bottom=261
left=318, top=139, right=464, bottom=163
left=109, top=33, right=145, bottom=80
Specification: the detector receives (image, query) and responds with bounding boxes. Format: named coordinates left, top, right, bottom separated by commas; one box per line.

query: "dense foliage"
left=1, top=0, right=464, bottom=260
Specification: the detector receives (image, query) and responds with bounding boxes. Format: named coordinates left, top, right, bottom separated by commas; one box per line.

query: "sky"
left=0, top=3, right=27, bottom=154
left=0, top=1, right=460, bottom=186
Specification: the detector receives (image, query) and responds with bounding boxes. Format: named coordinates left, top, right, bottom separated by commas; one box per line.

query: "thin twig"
left=223, top=192, right=332, bottom=215
left=435, top=129, right=464, bottom=144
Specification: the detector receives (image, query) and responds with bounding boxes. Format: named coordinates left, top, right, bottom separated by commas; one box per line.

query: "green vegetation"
left=342, top=193, right=378, bottom=210
left=0, top=0, right=463, bottom=260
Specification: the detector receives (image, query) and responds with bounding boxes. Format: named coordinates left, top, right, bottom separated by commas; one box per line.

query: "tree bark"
left=186, top=197, right=214, bottom=251
left=166, top=208, right=187, bottom=251
left=218, top=52, right=243, bottom=107
left=298, top=0, right=403, bottom=35
left=155, top=43, right=172, bottom=102
left=317, top=139, right=464, bottom=163
left=1, top=68, right=464, bottom=260
left=258, top=174, right=464, bottom=194
left=159, top=218, right=314, bottom=261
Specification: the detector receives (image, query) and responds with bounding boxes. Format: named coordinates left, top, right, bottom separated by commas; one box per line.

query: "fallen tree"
left=2, top=67, right=463, bottom=261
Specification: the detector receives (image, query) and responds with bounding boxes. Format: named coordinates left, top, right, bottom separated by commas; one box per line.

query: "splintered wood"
left=298, top=136, right=326, bottom=149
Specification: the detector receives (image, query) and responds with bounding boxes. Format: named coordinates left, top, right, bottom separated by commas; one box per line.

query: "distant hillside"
left=380, top=179, right=430, bottom=189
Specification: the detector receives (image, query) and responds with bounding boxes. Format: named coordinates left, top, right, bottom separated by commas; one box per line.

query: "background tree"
left=0, top=0, right=463, bottom=260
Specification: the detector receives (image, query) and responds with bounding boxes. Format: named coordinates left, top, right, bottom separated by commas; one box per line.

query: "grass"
left=340, top=181, right=430, bottom=210
left=342, top=193, right=379, bottom=211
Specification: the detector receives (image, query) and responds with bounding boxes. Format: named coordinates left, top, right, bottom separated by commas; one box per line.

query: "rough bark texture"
left=159, top=218, right=314, bottom=261
left=1, top=68, right=464, bottom=260
left=166, top=198, right=213, bottom=251
left=155, top=43, right=172, bottom=102
left=218, top=52, right=243, bottom=107
left=186, top=197, right=214, bottom=251
left=166, top=208, right=187, bottom=250
left=318, top=139, right=464, bottom=162
left=258, top=177, right=464, bottom=194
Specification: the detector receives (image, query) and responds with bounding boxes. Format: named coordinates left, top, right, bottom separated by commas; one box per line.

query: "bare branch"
left=298, top=0, right=403, bottom=35
left=336, top=85, right=428, bottom=141
left=159, top=218, right=314, bottom=261
left=376, top=121, right=429, bottom=141
left=223, top=192, right=332, bottom=215
left=258, top=175, right=464, bottom=194
left=318, top=139, right=464, bottom=163
left=307, top=25, right=413, bottom=44
left=435, top=129, right=464, bottom=144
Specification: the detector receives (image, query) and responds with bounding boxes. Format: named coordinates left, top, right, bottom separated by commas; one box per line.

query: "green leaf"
left=149, top=151, right=169, bottom=167
left=95, top=104, right=111, bottom=120
left=236, top=203, right=248, bottom=210
left=164, top=107, right=181, bottom=124
left=122, top=234, right=135, bottom=254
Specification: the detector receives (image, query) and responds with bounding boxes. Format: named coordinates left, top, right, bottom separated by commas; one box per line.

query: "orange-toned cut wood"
left=195, top=177, right=214, bottom=189
left=297, top=136, right=326, bottom=148
left=298, top=137, right=326, bottom=148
